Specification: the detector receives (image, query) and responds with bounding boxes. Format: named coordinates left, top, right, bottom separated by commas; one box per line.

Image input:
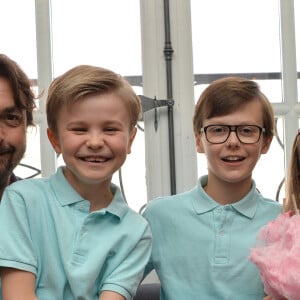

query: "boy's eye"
left=71, top=127, right=87, bottom=132
left=238, top=126, right=256, bottom=135
left=105, top=127, right=118, bottom=132
left=208, top=126, right=227, bottom=134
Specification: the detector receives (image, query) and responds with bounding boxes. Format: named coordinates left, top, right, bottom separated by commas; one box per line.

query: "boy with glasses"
left=143, top=77, right=281, bottom=299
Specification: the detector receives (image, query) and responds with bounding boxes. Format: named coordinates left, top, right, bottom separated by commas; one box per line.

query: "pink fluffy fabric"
left=249, top=212, right=300, bottom=300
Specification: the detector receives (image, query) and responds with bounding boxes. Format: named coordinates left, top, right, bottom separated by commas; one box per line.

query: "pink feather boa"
left=249, top=212, right=300, bottom=300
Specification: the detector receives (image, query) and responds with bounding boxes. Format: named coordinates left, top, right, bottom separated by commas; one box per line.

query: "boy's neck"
left=69, top=182, right=114, bottom=212
left=204, top=177, right=252, bottom=205
left=88, top=190, right=113, bottom=212
left=62, top=167, right=114, bottom=212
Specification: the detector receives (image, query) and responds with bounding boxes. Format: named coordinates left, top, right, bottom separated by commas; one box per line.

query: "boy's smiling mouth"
left=221, top=156, right=245, bottom=162
left=80, top=156, right=110, bottom=163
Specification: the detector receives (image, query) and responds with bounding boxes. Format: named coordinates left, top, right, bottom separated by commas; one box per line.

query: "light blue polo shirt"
left=0, top=166, right=152, bottom=300
left=143, top=175, right=282, bottom=300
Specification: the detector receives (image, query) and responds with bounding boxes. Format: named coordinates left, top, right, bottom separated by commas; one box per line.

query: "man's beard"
left=0, top=145, right=16, bottom=189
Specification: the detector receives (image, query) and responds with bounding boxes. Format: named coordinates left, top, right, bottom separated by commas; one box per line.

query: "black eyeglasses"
left=200, top=125, right=266, bottom=144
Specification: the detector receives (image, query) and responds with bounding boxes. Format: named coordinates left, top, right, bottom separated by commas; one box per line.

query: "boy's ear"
left=127, top=127, right=137, bottom=154
left=261, top=135, right=273, bottom=154
left=47, top=128, right=61, bottom=154
left=195, top=132, right=205, bottom=153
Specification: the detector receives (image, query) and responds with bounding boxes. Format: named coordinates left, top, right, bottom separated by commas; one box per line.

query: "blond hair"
left=46, top=65, right=141, bottom=134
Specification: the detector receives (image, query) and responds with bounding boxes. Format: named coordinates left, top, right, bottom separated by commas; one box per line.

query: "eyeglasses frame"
left=200, top=124, right=266, bottom=144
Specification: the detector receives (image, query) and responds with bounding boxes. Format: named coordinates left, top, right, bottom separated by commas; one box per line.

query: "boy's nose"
left=226, top=131, right=240, bottom=146
left=86, top=133, right=104, bottom=148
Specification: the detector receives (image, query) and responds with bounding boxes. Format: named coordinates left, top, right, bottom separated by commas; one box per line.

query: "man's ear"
left=261, top=135, right=273, bottom=154
left=195, top=132, right=205, bottom=153
left=47, top=128, right=61, bottom=154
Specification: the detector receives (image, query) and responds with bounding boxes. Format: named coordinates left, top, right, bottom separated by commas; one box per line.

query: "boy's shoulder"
left=255, top=193, right=282, bottom=217
left=259, top=196, right=282, bottom=205
left=7, top=176, right=49, bottom=192
left=2, top=177, right=52, bottom=212
left=257, top=193, right=282, bottom=208
left=125, top=205, right=150, bottom=226
left=143, top=188, right=196, bottom=215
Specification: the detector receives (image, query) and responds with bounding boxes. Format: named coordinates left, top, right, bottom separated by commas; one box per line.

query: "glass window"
left=0, top=0, right=40, bottom=179
left=51, top=0, right=145, bottom=211
left=191, top=0, right=285, bottom=202
left=191, top=0, right=282, bottom=102
left=0, top=0, right=37, bottom=78
left=51, top=0, right=142, bottom=77
left=15, top=126, right=41, bottom=179
left=253, top=117, right=285, bottom=201
left=295, top=0, right=300, bottom=101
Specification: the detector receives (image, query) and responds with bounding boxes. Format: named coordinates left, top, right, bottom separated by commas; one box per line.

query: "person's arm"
left=99, top=290, right=125, bottom=300
left=99, top=224, right=152, bottom=299
left=1, top=267, right=37, bottom=300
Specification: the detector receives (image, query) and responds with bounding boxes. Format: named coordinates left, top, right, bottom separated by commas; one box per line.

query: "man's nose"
left=0, top=123, right=7, bottom=139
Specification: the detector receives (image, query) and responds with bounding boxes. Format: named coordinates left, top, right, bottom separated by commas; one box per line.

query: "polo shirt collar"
left=192, top=175, right=259, bottom=219
left=50, top=166, right=128, bottom=219
left=191, top=176, right=219, bottom=214
left=103, top=184, right=128, bottom=219
left=231, top=184, right=259, bottom=219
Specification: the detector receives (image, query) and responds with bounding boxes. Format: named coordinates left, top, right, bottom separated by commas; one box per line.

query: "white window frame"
left=34, top=0, right=298, bottom=202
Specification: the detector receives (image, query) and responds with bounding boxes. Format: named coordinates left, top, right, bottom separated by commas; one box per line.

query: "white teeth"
left=224, top=156, right=242, bottom=161
left=83, top=157, right=107, bottom=162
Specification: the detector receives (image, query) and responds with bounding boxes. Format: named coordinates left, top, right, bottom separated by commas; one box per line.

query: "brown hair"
left=193, top=77, right=274, bottom=139
left=0, top=54, right=36, bottom=126
left=46, top=65, right=142, bottom=134
left=285, top=132, right=300, bottom=214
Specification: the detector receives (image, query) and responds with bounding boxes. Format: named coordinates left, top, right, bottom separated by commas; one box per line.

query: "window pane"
left=0, top=0, right=40, bottom=179
left=191, top=0, right=282, bottom=103
left=51, top=0, right=146, bottom=212
left=191, top=0, right=284, bottom=202
left=15, top=126, right=41, bottom=179
left=51, top=0, right=142, bottom=76
left=0, top=0, right=37, bottom=78
left=295, top=0, right=300, bottom=101
left=253, top=117, right=285, bottom=202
